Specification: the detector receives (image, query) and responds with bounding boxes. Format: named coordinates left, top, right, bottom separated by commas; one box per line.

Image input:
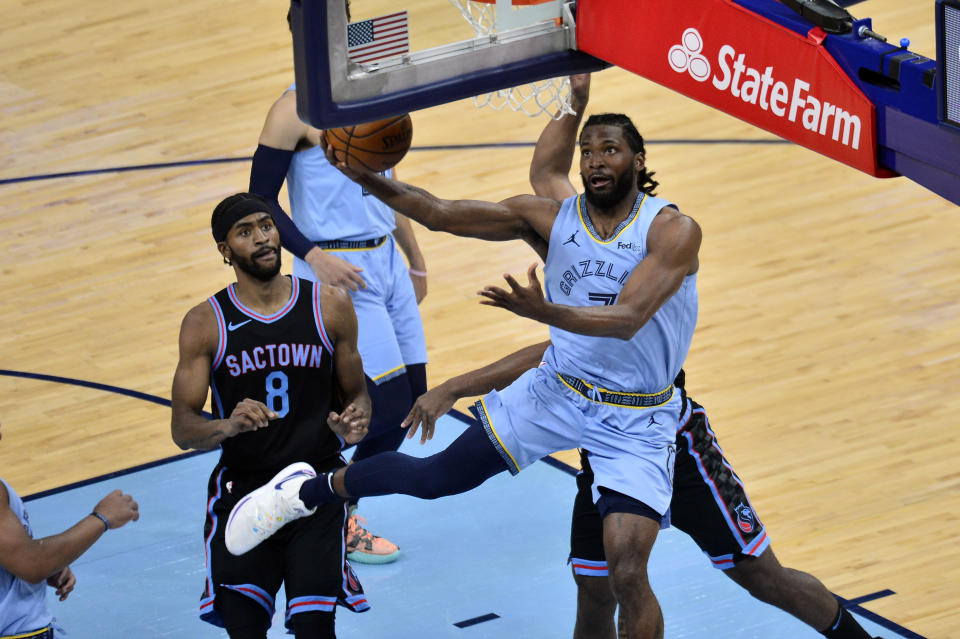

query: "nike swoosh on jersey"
left=227, top=320, right=252, bottom=331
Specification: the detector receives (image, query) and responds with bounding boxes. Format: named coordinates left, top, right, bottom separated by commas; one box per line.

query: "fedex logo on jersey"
left=576, top=0, right=886, bottom=176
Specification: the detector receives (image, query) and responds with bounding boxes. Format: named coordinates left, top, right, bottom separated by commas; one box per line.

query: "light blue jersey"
left=282, top=84, right=426, bottom=380
left=474, top=190, right=698, bottom=515
left=285, top=85, right=395, bottom=243
left=543, top=192, right=698, bottom=393
left=0, top=479, right=52, bottom=636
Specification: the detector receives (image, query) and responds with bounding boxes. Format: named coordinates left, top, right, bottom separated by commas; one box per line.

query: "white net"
left=446, top=0, right=574, bottom=119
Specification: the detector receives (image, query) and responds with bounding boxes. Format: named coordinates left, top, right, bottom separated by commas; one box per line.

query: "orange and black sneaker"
left=345, top=513, right=401, bottom=564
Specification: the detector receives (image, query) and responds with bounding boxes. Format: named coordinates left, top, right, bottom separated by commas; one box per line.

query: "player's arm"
left=529, top=73, right=590, bottom=201
left=0, top=483, right=138, bottom=585
left=170, top=303, right=276, bottom=450
left=480, top=208, right=701, bottom=340
left=320, top=285, right=371, bottom=445
left=251, top=92, right=366, bottom=290
left=320, top=136, right=557, bottom=247
left=393, top=211, right=427, bottom=302
left=403, top=340, right=551, bottom=443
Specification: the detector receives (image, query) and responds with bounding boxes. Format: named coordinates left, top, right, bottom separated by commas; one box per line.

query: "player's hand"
left=305, top=247, right=366, bottom=292
left=478, top=263, right=548, bottom=321
left=328, top=402, right=370, bottom=445
left=402, top=383, right=457, bottom=444
left=569, top=74, right=591, bottom=111
left=46, top=566, right=76, bottom=601
left=319, top=131, right=368, bottom=181
left=93, top=489, right=140, bottom=530
left=227, top=398, right=277, bottom=436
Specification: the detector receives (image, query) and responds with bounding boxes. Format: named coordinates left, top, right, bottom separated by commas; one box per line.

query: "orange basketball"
left=325, top=114, right=413, bottom=173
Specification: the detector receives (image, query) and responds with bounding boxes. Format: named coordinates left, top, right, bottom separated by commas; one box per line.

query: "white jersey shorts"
left=292, top=234, right=427, bottom=383
left=474, top=360, right=680, bottom=515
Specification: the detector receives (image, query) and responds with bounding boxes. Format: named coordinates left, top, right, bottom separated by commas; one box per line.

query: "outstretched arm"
left=402, top=340, right=550, bottom=443
left=480, top=209, right=701, bottom=340
left=320, top=285, right=372, bottom=445
left=170, top=304, right=277, bottom=450
left=0, top=483, right=138, bottom=586
left=251, top=91, right=366, bottom=291
left=529, top=74, right=590, bottom=201
left=320, top=135, right=557, bottom=247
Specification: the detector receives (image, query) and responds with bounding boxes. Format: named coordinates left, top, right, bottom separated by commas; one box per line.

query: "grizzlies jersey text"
left=543, top=193, right=698, bottom=392
left=208, top=277, right=341, bottom=473
left=285, top=84, right=395, bottom=242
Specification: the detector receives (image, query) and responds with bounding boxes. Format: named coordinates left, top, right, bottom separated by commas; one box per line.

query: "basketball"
left=325, top=114, right=413, bottom=173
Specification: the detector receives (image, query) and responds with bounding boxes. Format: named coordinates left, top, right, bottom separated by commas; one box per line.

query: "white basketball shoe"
left=224, top=462, right=317, bottom=555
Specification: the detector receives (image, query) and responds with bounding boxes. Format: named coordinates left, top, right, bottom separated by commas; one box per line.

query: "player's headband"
left=212, top=197, right=274, bottom=243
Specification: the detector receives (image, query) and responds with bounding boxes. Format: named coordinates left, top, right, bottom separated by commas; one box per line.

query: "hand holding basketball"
left=324, top=114, right=413, bottom=173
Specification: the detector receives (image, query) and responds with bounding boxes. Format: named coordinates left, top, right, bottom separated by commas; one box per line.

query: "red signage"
left=578, top=0, right=891, bottom=177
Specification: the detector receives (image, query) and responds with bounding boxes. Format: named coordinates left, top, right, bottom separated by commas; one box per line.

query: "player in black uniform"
left=171, top=192, right=372, bottom=639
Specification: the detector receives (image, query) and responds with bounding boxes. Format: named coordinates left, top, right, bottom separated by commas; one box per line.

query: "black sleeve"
left=249, top=144, right=316, bottom=260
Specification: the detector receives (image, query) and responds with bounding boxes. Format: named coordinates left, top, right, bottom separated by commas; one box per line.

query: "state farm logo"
left=668, top=28, right=711, bottom=82
left=667, top=27, right=862, bottom=150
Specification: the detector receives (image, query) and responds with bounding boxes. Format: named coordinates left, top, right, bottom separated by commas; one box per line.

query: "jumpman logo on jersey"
left=648, top=415, right=662, bottom=427
left=563, top=231, right=580, bottom=247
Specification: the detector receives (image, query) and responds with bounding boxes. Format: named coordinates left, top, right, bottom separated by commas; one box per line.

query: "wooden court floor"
left=1, top=1, right=957, bottom=636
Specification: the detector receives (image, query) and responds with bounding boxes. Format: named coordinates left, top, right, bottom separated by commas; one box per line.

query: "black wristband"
left=90, top=511, right=110, bottom=531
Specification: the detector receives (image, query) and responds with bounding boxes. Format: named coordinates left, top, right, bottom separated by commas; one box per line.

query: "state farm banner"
left=577, top=0, right=886, bottom=176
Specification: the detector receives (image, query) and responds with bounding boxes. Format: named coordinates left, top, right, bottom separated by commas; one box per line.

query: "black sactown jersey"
left=207, top=277, right=343, bottom=473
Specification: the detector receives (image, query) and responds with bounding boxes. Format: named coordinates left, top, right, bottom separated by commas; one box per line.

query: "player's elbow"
left=10, top=555, right=53, bottom=584
left=609, top=313, right=649, bottom=340
left=611, top=325, right=641, bottom=341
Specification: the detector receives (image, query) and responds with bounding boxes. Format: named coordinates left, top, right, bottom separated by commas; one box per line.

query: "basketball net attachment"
left=447, top=0, right=575, bottom=119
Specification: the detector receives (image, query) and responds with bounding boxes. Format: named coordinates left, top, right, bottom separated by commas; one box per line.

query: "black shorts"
left=199, top=462, right=368, bottom=631
left=570, top=398, right=770, bottom=576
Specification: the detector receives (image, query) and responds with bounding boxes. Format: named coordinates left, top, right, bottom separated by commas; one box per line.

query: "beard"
left=234, top=247, right=282, bottom=282
left=581, top=168, right=635, bottom=211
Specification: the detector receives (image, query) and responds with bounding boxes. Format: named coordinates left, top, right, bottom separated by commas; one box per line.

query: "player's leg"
left=332, top=241, right=413, bottom=563
left=202, top=466, right=284, bottom=638
left=351, top=239, right=427, bottom=461
left=226, top=366, right=583, bottom=553
left=725, top=548, right=875, bottom=638
left=600, top=498, right=663, bottom=639
left=672, top=401, right=877, bottom=639
left=282, top=502, right=363, bottom=639
left=331, top=365, right=582, bottom=501
left=584, top=400, right=678, bottom=639
left=569, top=451, right=616, bottom=639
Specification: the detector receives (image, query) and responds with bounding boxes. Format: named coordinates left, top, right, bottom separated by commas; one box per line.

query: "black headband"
left=212, top=198, right=274, bottom=242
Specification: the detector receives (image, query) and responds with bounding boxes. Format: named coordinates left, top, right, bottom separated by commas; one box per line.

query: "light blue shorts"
left=474, top=363, right=679, bottom=515
left=293, top=235, right=427, bottom=383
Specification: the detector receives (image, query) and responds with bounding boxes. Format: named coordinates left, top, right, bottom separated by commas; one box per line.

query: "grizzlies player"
left=397, top=340, right=880, bottom=639
left=229, top=112, right=700, bottom=639
left=170, top=193, right=371, bottom=639
left=529, top=74, right=879, bottom=639
left=249, top=74, right=427, bottom=563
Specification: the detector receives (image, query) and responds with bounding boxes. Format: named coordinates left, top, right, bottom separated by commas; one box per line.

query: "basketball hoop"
left=447, top=0, right=576, bottom=119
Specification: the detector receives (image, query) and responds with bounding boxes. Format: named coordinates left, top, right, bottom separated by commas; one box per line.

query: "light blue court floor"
left=26, top=414, right=920, bottom=638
